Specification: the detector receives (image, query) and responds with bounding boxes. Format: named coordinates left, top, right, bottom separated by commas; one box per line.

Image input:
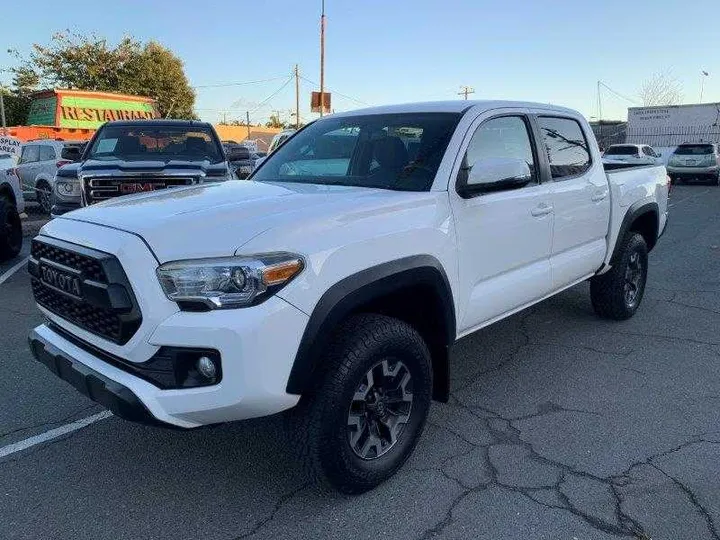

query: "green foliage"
left=6, top=31, right=196, bottom=119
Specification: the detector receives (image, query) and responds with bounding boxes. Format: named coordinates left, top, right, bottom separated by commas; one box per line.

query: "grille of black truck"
left=82, top=176, right=197, bottom=204
left=29, top=237, right=142, bottom=345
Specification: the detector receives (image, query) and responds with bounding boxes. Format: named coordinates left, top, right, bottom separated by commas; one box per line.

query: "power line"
left=193, top=76, right=288, bottom=89
left=246, top=76, right=295, bottom=114
left=298, top=75, right=368, bottom=105
left=599, top=81, right=640, bottom=105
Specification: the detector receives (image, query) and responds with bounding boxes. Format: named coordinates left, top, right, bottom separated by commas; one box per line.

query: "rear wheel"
left=590, top=232, right=648, bottom=320
left=0, top=198, right=22, bottom=262
left=292, top=314, right=432, bottom=494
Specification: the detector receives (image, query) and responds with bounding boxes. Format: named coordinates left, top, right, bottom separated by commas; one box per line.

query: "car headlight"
left=55, top=180, right=81, bottom=199
left=156, top=252, right=304, bottom=310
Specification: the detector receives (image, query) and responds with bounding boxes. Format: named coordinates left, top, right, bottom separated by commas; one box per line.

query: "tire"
left=590, top=232, right=648, bottom=320
left=36, top=180, right=52, bottom=214
left=0, top=198, right=22, bottom=262
left=291, top=314, right=433, bottom=494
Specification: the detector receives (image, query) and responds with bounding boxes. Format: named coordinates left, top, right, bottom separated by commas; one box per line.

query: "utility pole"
left=597, top=80, right=603, bottom=122
left=246, top=111, right=251, bottom=138
left=700, top=70, right=709, bottom=103
left=458, top=86, right=475, bottom=100
left=294, top=64, right=300, bottom=129
left=0, top=91, right=6, bottom=133
left=319, top=0, right=326, bottom=117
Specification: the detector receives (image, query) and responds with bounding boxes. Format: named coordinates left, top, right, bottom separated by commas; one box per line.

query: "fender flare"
left=610, top=200, right=659, bottom=262
left=285, top=255, right=456, bottom=400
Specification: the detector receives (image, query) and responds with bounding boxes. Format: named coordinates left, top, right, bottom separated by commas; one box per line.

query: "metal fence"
left=626, top=126, right=720, bottom=147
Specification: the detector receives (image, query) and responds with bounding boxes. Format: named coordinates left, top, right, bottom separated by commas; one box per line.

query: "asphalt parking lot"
left=1, top=185, right=719, bottom=540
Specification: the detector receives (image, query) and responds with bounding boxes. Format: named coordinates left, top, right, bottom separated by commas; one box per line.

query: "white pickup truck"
left=28, top=101, right=668, bottom=493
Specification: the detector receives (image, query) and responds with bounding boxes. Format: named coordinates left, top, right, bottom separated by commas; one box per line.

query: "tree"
left=7, top=31, right=196, bottom=119
left=639, top=71, right=682, bottom=107
left=265, top=112, right=288, bottom=129
left=123, top=42, right=196, bottom=119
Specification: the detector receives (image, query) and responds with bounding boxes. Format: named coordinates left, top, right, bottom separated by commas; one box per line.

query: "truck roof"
left=101, top=119, right=215, bottom=128
left=331, top=100, right=578, bottom=118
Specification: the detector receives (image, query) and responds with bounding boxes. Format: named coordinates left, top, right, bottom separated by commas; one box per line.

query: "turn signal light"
left=261, top=259, right=304, bottom=286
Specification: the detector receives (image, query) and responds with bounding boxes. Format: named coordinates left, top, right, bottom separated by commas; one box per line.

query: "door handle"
left=531, top=203, right=553, bottom=217
left=591, top=190, right=608, bottom=202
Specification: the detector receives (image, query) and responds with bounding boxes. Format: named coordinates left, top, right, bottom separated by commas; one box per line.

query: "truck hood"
left=59, top=180, right=403, bottom=262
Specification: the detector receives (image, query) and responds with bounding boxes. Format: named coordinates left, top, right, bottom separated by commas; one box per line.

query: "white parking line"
left=0, top=411, right=112, bottom=460
left=0, top=256, right=29, bottom=285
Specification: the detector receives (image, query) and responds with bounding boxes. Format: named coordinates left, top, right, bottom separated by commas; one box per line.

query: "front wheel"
left=293, top=314, right=433, bottom=494
left=590, top=232, right=648, bottom=320
left=36, top=181, right=52, bottom=214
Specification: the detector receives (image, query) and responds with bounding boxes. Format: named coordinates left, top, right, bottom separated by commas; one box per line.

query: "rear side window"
left=38, top=145, right=56, bottom=161
left=538, top=117, right=591, bottom=179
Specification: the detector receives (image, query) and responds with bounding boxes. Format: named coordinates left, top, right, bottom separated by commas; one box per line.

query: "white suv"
left=29, top=101, right=669, bottom=493
left=13, top=140, right=85, bottom=213
left=667, top=143, right=720, bottom=185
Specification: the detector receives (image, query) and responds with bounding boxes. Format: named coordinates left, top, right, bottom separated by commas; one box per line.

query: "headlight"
left=156, top=252, right=304, bottom=310
left=55, top=180, right=81, bottom=199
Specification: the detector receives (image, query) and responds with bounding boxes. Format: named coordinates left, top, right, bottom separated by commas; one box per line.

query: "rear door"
left=450, top=110, right=554, bottom=333
left=535, top=115, right=610, bottom=289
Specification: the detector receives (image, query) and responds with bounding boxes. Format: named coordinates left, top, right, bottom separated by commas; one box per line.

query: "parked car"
left=51, top=119, right=233, bottom=217
left=267, top=129, right=296, bottom=153
left=12, top=140, right=86, bottom=214
left=602, top=144, right=662, bottom=165
left=224, top=144, right=263, bottom=179
left=28, top=100, right=668, bottom=493
left=666, top=143, right=720, bottom=185
left=0, top=162, right=24, bottom=262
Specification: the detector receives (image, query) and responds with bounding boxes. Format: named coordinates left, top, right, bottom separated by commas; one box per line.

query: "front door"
left=450, top=112, right=554, bottom=335
left=17, top=145, right=40, bottom=197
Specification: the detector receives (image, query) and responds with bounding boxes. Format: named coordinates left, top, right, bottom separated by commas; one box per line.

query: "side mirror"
left=60, top=147, right=82, bottom=162
left=460, top=157, right=532, bottom=197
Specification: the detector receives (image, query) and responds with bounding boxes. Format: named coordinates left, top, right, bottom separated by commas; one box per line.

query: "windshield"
left=88, top=125, right=223, bottom=162
left=673, top=144, right=714, bottom=155
left=605, top=145, right=638, bottom=156
left=252, top=113, right=461, bottom=191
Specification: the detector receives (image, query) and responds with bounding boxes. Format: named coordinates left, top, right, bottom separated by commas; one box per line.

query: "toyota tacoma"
left=29, top=101, right=669, bottom=493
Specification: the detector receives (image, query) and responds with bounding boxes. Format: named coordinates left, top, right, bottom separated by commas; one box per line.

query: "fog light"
left=197, top=356, right=217, bottom=380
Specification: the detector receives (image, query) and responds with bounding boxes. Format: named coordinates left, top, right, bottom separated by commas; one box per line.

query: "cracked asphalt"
left=1, top=185, right=719, bottom=540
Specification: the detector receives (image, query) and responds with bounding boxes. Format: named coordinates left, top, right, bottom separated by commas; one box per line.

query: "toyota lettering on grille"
left=40, top=265, right=82, bottom=298
left=120, top=182, right=166, bottom=194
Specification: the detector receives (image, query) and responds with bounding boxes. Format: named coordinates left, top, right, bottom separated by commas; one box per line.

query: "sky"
left=1, top=0, right=718, bottom=125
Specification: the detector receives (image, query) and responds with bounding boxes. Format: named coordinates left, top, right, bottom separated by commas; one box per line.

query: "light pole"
left=319, top=0, right=326, bottom=117
left=700, top=70, right=709, bottom=103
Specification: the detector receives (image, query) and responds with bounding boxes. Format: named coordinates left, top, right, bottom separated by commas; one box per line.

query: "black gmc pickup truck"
left=52, top=119, right=233, bottom=216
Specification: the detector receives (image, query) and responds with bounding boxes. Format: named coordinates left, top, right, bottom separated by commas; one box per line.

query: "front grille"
left=32, top=280, right=123, bottom=340
left=29, top=237, right=142, bottom=344
left=31, top=240, right=106, bottom=281
left=83, top=176, right=197, bottom=204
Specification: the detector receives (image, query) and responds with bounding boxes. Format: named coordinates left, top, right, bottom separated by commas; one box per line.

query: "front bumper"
left=30, top=219, right=310, bottom=428
left=29, top=329, right=162, bottom=426
left=50, top=200, right=81, bottom=218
